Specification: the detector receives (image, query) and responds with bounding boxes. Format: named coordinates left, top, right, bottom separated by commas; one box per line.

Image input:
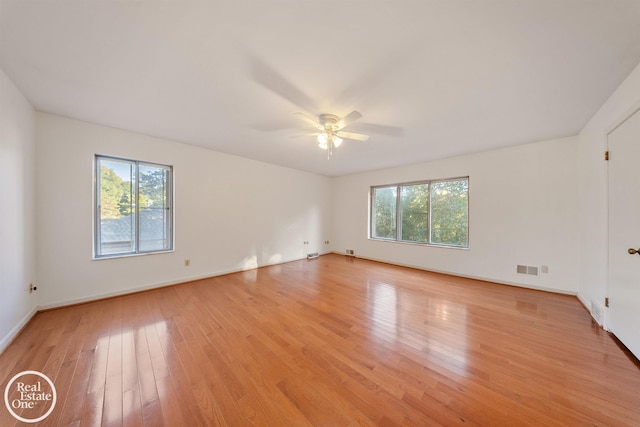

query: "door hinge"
left=605, top=151, right=609, bottom=161
left=605, top=297, right=609, bottom=307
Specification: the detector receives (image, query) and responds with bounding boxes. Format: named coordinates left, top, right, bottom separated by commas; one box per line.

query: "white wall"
left=577, top=61, right=640, bottom=324
left=5, top=57, right=637, bottom=347
left=331, top=136, right=579, bottom=294
left=0, top=69, right=37, bottom=352
left=35, top=113, right=332, bottom=308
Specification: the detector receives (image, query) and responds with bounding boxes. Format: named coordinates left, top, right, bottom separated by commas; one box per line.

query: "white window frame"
left=94, top=155, right=174, bottom=259
left=370, top=177, right=469, bottom=248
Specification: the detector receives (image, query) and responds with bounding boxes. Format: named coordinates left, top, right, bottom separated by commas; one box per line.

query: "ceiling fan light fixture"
left=295, top=111, right=368, bottom=158
left=317, top=133, right=328, bottom=149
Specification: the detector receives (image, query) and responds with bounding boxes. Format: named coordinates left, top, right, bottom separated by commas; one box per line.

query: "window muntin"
left=370, top=177, right=468, bottom=248
left=95, top=156, right=173, bottom=258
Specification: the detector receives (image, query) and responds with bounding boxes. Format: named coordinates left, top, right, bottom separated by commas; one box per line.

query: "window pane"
left=400, top=183, right=428, bottom=242
left=97, top=158, right=136, bottom=255
left=430, top=179, right=469, bottom=247
left=372, top=186, right=397, bottom=239
left=138, top=164, right=171, bottom=252
left=95, top=156, right=173, bottom=258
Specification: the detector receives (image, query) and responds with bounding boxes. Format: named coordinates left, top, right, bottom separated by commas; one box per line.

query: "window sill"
left=93, top=249, right=175, bottom=260
left=368, top=238, right=469, bottom=250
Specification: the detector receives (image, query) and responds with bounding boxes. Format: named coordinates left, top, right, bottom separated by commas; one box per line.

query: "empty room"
left=1, top=1, right=640, bottom=425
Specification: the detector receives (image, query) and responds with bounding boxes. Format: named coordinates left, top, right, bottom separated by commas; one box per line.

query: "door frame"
left=605, top=102, right=640, bottom=332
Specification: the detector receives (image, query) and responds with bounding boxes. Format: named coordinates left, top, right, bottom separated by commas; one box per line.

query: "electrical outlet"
left=541, top=265, right=549, bottom=274
left=184, top=259, right=190, bottom=267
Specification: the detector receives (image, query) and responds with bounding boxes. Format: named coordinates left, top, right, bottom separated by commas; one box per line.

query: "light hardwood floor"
left=1, top=254, right=639, bottom=426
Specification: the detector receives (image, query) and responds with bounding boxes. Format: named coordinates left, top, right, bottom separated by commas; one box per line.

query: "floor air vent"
left=307, top=252, right=319, bottom=259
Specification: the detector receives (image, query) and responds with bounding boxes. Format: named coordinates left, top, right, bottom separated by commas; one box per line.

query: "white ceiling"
left=2, top=1, right=640, bottom=176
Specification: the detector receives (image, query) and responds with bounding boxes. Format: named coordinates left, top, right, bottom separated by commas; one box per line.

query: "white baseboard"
left=576, top=293, right=590, bottom=312
left=577, top=292, right=608, bottom=330
left=37, top=252, right=331, bottom=311
left=0, top=306, right=38, bottom=355
left=331, top=251, right=578, bottom=296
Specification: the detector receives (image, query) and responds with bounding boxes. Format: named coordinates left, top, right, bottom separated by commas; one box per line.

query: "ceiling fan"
left=294, top=111, right=369, bottom=158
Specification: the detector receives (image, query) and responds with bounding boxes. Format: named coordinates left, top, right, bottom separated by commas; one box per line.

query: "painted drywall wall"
left=577, top=60, right=640, bottom=325
left=0, top=69, right=36, bottom=352
left=35, top=113, right=332, bottom=308
left=331, top=136, right=579, bottom=293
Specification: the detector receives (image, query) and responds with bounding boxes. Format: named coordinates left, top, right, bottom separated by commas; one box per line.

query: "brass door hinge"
left=605, top=297, right=609, bottom=307
left=605, top=151, right=609, bottom=161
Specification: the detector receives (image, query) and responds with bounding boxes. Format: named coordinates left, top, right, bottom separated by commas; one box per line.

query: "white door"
left=608, top=108, right=640, bottom=359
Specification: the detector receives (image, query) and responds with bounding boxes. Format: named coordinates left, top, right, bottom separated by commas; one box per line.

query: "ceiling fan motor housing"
left=319, top=114, right=339, bottom=130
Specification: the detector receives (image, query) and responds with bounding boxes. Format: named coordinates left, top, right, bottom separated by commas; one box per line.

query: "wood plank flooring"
left=1, top=254, right=639, bottom=426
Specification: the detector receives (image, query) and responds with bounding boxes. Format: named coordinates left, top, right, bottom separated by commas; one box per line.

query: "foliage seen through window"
left=371, top=178, right=468, bottom=247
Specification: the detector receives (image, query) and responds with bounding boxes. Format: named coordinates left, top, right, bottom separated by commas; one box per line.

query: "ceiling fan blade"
left=249, top=119, right=299, bottom=132
left=250, top=55, right=317, bottom=113
left=336, top=131, right=370, bottom=141
left=352, top=122, right=404, bottom=137
left=294, top=112, right=323, bottom=130
left=287, top=132, right=320, bottom=139
left=336, top=111, right=363, bottom=130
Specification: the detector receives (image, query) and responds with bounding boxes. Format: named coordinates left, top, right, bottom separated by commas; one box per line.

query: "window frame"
left=370, top=185, right=398, bottom=241
left=94, top=154, right=174, bottom=259
left=369, top=176, right=469, bottom=248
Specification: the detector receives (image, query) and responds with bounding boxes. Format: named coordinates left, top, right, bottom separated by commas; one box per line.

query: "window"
left=95, top=155, right=173, bottom=258
left=370, top=177, right=468, bottom=247
left=371, top=186, right=397, bottom=239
